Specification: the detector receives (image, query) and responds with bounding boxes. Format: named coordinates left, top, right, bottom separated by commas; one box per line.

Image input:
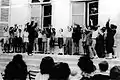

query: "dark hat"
left=110, top=66, right=120, bottom=79
left=77, top=56, right=96, bottom=74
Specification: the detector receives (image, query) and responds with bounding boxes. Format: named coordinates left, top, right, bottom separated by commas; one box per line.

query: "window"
left=0, top=0, right=10, bottom=37
left=43, top=0, right=50, bottom=2
left=30, top=0, right=52, bottom=28
left=72, top=2, right=85, bottom=26
left=42, top=4, right=52, bottom=27
left=89, top=1, right=98, bottom=26
left=31, top=0, right=40, bottom=3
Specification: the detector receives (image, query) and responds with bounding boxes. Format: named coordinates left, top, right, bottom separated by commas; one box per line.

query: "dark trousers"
left=58, top=37, right=64, bottom=48
left=38, top=38, right=42, bottom=51
left=28, top=38, right=34, bottom=54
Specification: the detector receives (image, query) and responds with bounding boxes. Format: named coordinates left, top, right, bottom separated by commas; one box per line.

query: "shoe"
left=112, top=55, right=117, bottom=59
left=58, top=53, right=63, bottom=55
left=28, top=53, right=33, bottom=56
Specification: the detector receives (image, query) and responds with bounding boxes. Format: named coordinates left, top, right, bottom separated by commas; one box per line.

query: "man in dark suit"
left=27, top=21, right=38, bottom=55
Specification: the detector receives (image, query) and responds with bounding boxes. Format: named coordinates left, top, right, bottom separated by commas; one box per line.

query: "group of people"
left=82, top=19, right=117, bottom=59
left=1, top=19, right=117, bottom=58
left=1, top=54, right=120, bottom=80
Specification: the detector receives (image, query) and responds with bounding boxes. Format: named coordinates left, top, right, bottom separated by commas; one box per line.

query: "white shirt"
left=35, top=73, right=49, bottom=80
left=64, top=28, right=72, bottom=37
left=23, top=31, right=29, bottom=42
left=92, top=30, right=98, bottom=39
left=38, top=32, right=42, bottom=38
left=92, top=27, right=101, bottom=39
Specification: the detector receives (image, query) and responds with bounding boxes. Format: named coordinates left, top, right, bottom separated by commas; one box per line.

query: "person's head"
left=111, top=24, right=117, bottom=30
left=101, top=27, right=106, bottom=32
left=60, top=28, right=63, bottom=32
left=40, top=56, right=54, bottom=74
left=52, top=28, right=55, bottom=32
left=14, top=24, right=17, bottom=27
left=30, top=21, right=34, bottom=26
left=50, top=62, right=71, bottom=80
left=12, top=54, right=23, bottom=62
left=99, top=61, right=109, bottom=72
left=77, top=56, right=96, bottom=74
left=26, top=22, right=29, bottom=26
left=67, top=26, right=72, bottom=32
left=110, top=66, right=120, bottom=80
left=92, top=26, right=98, bottom=31
left=35, top=22, right=38, bottom=26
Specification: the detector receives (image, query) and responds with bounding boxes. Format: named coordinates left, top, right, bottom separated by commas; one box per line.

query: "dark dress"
left=27, top=23, right=38, bottom=54
left=106, top=21, right=116, bottom=54
left=4, top=60, right=27, bottom=80
left=96, top=33, right=105, bottom=58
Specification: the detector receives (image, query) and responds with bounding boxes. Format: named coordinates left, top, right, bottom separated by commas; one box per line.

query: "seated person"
left=93, top=61, right=110, bottom=80
left=77, top=56, right=96, bottom=80
left=4, top=54, right=28, bottom=80
left=35, top=56, right=55, bottom=80
left=110, top=66, right=120, bottom=80
left=49, top=62, right=71, bottom=80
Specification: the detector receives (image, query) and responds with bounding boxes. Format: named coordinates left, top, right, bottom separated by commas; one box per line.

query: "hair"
left=101, top=27, right=106, bottom=32
left=77, top=56, right=96, bottom=74
left=40, top=56, right=54, bottom=74
left=49, top=62, right=71, bottom=80
left=99, top=61, right=109, bottom=72
left=4, top=54, right=27, bottom=80
left=12, top=54, right=23, bottom=62
left=110, top=66, right=120, bottom=79
left=111, top=24, right=117, bottom=29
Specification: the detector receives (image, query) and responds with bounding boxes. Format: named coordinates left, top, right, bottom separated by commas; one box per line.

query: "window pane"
left=89, top=15, right=98, bottom=26
left=89, top=2, right=98, bottom=14
left=44, top=5, right=52, bottom=16
left=43, top=16, right=51, bottom=27
left=72, top=2, right=85, bottom=15
left=43, top=0, right=50, bottom=2
left=31, top=0, right=40, bottom=3
left=31, top=5, right=41, bottom=17
left=1, top=0, right=9, bottom=6
left=0, top=8, right=9, bottom=22
left=72, top=15, right=84, bottom=25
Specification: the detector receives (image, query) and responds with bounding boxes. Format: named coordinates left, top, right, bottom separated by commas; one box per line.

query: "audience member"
left=4, top=54, right=28, bottom=80
left=77, top=56, right=96, bottom=80
left=49, top=62, right=71, bottom=80
left=93, top=61, right=110, bottom=80
left=35, top=56, right=55, bottom=80
left=110, top=66, right=120, bottom=80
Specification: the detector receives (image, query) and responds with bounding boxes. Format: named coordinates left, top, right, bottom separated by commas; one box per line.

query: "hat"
left=77, top=56, right=96, bottom=74
left=110, top=66, right=120, bottom=79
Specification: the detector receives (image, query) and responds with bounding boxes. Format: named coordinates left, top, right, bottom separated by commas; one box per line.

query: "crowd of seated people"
left=1, top=54, right=120, bottom=80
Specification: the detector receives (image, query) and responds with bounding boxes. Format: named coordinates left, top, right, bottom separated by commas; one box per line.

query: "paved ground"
left=0, top=53, right=120, bottom=74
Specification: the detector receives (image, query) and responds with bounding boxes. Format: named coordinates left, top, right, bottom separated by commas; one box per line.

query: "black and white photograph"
left=0, top=0, right=120, bottom=80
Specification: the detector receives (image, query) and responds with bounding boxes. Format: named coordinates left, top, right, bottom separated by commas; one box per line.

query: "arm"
left=106, top=19, right=110, bottom=30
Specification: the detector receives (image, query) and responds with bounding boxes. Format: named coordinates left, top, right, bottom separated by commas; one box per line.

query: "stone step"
left=0, top=53, right=120, bottom=74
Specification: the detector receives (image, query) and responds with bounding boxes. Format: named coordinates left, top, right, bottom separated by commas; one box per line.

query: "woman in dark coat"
left=95, top=27, right=106, bottom=58
left=4, top=54, right=28, bottom=80
left=105, top=19, right=117, bottom=58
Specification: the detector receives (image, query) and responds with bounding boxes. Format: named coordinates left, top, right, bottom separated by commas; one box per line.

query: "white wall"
left=52, top=0, right=71, bottom=37
left=99, top=0, right=120, bottom=30
left=10, top=0, right=31, bottom=27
